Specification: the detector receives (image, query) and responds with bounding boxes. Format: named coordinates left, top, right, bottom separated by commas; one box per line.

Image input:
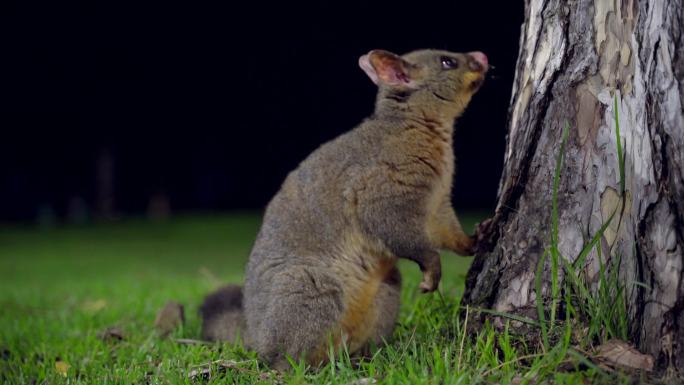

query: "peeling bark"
left=463, top=0, right=684, bottom=372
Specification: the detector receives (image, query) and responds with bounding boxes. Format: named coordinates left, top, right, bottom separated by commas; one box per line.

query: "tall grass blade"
left=613, top=94, right=625, bottom=195
left=549, top=122, right=569, bottom=325
left=535, top=249, right=549, bottom=349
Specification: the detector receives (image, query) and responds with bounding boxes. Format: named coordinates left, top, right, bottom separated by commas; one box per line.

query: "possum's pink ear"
left=358, top=50, right=418, bottom=87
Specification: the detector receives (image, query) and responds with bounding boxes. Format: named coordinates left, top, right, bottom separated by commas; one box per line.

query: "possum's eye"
left=440, top=56, right=459, bottom=70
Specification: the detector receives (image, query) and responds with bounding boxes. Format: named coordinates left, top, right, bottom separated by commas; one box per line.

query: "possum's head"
left=359, top=49, right=488, bottom=119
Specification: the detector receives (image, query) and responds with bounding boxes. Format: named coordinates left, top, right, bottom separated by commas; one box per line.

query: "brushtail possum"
left=201, top=48, right=489, bottom=370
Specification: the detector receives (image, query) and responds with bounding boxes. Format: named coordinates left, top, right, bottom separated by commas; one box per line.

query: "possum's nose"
left=467, top=51, right=488, bottom=72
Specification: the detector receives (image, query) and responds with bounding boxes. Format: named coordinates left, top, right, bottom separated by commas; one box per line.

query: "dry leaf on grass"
left=154, top=301, right=185, bottom=337
left=97, top=326, right=126, bottom=341
left=188, top=360, right=280, bottom=383
left=347, top=378, right=377, bottom=385
left=188, top=367, right=213, bottom=380
left=55, top=360, right=70, bottom=377
left=172, top=338, right=210, bottom=345
left=506, top=375, right=537, bottom=385
left=81, top=299, right=107, bottom=314
left=594, top=339, right=654, bottom=371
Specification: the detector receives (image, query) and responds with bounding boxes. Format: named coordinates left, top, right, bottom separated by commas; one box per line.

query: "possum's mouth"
left=470, top=78, right=484, bottom=91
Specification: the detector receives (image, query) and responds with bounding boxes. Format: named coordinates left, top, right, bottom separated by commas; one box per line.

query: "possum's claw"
left=419, top=263, right=441, bottom=293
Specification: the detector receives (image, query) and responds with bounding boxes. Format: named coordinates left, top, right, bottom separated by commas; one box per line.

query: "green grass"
left=540, top=107, right=631, bottom=350
left=0, top=212, right=630, bottom=384
left=520, top=104, right=637, bottom=384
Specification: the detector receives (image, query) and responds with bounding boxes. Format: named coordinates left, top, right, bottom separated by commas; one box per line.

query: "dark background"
left=1, top=1, right=523, bottom=224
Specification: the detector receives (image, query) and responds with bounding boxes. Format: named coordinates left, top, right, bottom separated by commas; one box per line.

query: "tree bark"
left=463, top=0, right=684, bottom=372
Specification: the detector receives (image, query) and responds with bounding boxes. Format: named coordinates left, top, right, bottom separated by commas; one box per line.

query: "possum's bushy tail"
left=199, top=285, right=247, bottom=343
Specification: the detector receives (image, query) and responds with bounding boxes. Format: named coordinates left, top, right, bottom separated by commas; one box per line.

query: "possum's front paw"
left=418, top=255, right=441, bottom=293
left=460, top=235, right=476, bottom=256
left=474, top=218, right=495, bottom=254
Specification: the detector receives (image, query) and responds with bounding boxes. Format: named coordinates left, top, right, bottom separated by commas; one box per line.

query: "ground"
left=0, top=213, right=632, bottom=384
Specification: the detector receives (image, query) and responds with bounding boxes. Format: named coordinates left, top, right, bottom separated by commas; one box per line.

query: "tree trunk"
left=463, top=0, right=684, bottom=372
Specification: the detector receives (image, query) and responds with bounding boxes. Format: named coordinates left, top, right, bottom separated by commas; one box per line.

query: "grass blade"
left=613, top=94, right=625, bottom=195
left=550, top=123, right=570, bottom=324
left=535, top=249, right=549, bottom=349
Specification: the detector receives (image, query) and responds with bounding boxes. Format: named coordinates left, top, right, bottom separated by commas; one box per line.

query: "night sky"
left=2, top=1, right=524, bottom=222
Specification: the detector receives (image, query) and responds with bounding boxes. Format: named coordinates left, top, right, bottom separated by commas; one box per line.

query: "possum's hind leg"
left=369, top=266, right=401, bottom=344
left=249, top=266, right=345, bottom=371
left=355, top=265, right=401, bottom=358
